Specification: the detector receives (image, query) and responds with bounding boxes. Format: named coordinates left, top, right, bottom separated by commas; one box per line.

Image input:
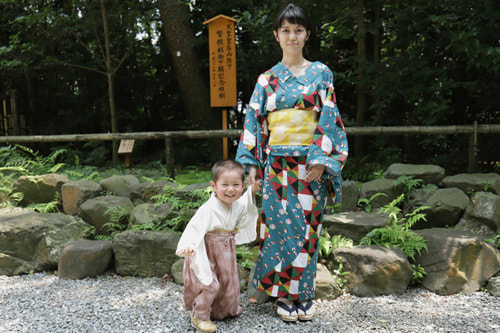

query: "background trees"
left=0, top=0, right=498, bottom=172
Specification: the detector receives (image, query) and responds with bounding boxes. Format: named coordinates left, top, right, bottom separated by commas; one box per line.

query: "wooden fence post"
left=468, top=121, right=478, bottom=173
left=165, top=138, right=175, bottom=179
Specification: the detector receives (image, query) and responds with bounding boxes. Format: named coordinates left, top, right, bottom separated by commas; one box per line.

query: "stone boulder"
left=315, top=263, right=341, bottom=300
left=359, top=178, right=404, bottom=209
left=331, top=246, right=413, bottom=297
left=0, top=207, right=88, bottom=275
left=486, top=275, right=500, bottom=296
left=78, top=195, right=134, bottom=234
left=415, top=228, right=500, bottom=295
left=171, top=258, right=184, bottom=285
left=404, top=188, right=470, bottom=229
left=100, top=175, right=140, bottom=197
left=323, top=211, right=387, bottom=244
left=339, top=180, right=359, bottom=212
left=12, top=173, right=70, bottom=206
left=442, top=173, right=500, bottom=195
left=58, top=239, right=113, bottom=279
left=61, top=180, right=103, bottom=215
left=129, top=203, right=178, bottom=228
left=383, top=163, right=446, bottom=185
left=462, top=192, right=500, bottom=232
left=129, top=180, right=177, bottom=205
left=112, top=230, right=180, bottom=278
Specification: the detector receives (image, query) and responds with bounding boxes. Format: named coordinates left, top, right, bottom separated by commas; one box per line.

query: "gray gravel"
left=0, top=272, right=498, bottom=333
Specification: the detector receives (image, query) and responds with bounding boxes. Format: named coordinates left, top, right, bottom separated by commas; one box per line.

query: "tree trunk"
left=157, top=0, right=220, bottom=144
left=100, top=0, right=119, bottom=167
left=355, top=0, right=367, bottom=163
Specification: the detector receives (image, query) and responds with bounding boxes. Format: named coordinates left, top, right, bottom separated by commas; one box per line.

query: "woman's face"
left=273, top=19, right=309, bottom=56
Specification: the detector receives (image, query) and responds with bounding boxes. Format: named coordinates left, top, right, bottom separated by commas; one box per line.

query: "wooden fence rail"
left=1, top=124, right=499, bottom=177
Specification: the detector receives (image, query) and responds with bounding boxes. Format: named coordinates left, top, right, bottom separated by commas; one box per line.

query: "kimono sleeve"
left=236, top=74, right=269, bottom=175
left=175, top=203, right=214, bottom=285
left=234, top=189, right=259, bottom=245
left=306, top=65, right=348, bottom=178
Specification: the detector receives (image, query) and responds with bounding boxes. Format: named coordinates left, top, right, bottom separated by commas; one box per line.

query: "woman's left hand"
left=305, top=164, right=325, bottom=183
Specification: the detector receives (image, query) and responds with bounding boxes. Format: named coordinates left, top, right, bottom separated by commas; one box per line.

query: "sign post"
left=203, top=15, right=237, bottom=159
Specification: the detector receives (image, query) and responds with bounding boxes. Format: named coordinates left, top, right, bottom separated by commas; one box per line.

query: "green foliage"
left=0, top=145, right=66, bottom=177
left=357, top=193, right=388, bottom=213
left=26, top=195, right=59, bottom=213
left=410, top=263, right=427, bottom=286
left=332, top=259, right=350, bottom=290
left=236, top=245, right=259, bottom=270
left=319, top=232, right=354, bottom=259
left=359, top=195, right=430, bottom=261
left=485, top=234, right=500, bottom=249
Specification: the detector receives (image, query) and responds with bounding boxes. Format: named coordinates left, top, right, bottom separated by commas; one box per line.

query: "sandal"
left=295, top=300, right=315, bottom=321
left=191, top=313, right=217, bottom=332
left=276, top=298, right=298, bottom=322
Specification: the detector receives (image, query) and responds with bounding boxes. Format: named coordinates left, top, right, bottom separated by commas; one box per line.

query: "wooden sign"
left=118, top=139, right=135, bottom=154
left=203, top=15, right=237, bottom=107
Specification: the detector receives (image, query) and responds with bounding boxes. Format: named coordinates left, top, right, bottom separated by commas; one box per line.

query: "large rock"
left=442, top=173, right=500, bottom=195
left=129, top=203, right=178, bottom=227
left=58, top=239, right=113, bottom=279
left=463, top=191, right=500, bottom=232
left=486, top=275, right=500, bottom=296
left=0, top=207, right=88, bottom=275
left=315, top=263, right=341, bottom=300
left=404, top=188, right=470, bottom=229
left=331, top=246, right=412, bottom=297
left=415, top=228, right=500, bottom=295
left=112, top=230, right=180, bottom=278
left=100, top=175, right=140, bottom=197
left=359, top=178, right=404, bottom=209
left=383, top=163, right=446, bottom=185
left=61, top=180, right=103, bottom=215
left=78, top=195, right=134, bottom=234
left=339, top=180, right=359, bottom=212
left=129, top=180, right=177, bottom=205
left=323, top=211, right=387, bottom=244
left=12, top=174, right=70, bottom=206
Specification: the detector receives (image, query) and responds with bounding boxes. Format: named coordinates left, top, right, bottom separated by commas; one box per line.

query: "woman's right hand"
left=249, top=166, right=259, bottom=185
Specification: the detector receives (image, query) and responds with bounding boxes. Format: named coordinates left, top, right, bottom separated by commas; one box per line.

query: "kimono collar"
left=271, top=61, right=314, bottom=85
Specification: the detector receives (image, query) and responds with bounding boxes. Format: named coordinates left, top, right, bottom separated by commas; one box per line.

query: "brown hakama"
left=183, top=230, right=242, bottom=321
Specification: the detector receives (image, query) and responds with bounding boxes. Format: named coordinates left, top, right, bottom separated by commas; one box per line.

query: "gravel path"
left=0, top=272, right=498, bottom=333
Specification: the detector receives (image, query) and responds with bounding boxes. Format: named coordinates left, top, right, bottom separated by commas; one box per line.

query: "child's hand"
left=176, top=248, right=195, bottom=257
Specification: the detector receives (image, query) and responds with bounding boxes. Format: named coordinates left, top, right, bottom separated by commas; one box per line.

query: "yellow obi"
left=267, top=108, right=319, bottom=146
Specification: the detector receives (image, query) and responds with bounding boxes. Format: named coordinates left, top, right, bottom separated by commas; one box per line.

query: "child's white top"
left=175, top=189, right=258, bottom=285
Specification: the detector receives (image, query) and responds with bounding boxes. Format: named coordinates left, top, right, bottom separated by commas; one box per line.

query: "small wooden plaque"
left=118, top=139, right=135, bottom=154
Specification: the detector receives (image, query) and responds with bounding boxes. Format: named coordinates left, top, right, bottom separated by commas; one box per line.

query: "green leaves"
left=360, top=194, right=429, bottom=261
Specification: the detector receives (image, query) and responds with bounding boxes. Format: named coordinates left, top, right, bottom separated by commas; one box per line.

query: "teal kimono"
left=236, top=61, right=348, bottom=300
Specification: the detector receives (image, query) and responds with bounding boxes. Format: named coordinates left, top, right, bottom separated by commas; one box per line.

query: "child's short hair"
left=211, top=160, right=245, bottom=182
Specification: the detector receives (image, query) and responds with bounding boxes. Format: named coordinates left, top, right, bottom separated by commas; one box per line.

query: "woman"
left=236, top=3, right=348, bottom=322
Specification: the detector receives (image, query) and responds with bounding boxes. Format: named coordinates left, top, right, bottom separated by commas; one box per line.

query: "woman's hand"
left=305, top=164, right=325, bottom=183
left=249, top=166, right=261, bottom=193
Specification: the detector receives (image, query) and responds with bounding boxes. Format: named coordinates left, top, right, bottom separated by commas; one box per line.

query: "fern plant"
left=357, top=192, right=388, bottom=213
left=359, top=194, right=430, bottom=261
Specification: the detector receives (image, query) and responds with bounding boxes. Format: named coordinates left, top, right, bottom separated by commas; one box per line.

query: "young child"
left=176, top=159, right=261, bottom=333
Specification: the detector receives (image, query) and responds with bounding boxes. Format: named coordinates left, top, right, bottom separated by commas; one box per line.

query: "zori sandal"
left=276, top=298, right=298, bottom=322
left=191, top=313, right=217, bottom=332
left=296, top=300, right=315, bottom=321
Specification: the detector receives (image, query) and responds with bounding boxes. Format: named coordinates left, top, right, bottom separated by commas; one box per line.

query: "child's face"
left=210, top=170, right=245, bottom=209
